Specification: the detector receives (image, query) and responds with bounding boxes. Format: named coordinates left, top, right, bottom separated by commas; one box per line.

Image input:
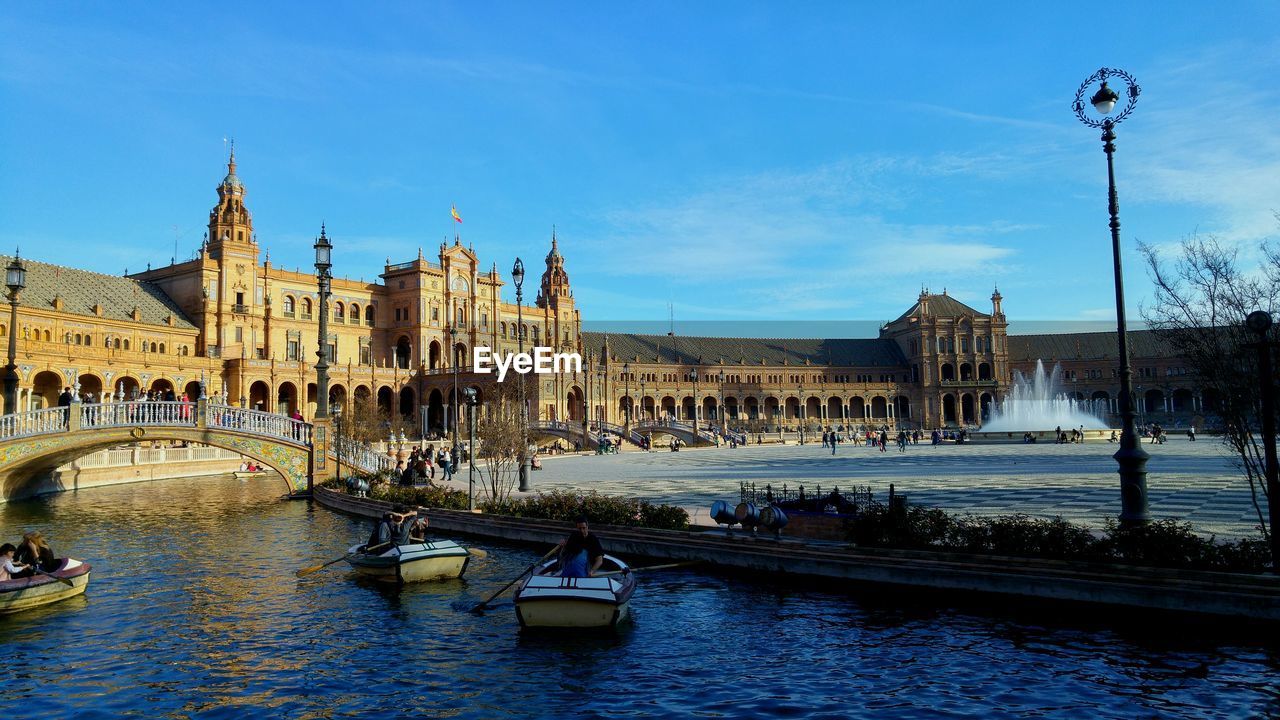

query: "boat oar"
left=296, top=542, right=392, bottom=577
left=597, top=560, right=702, bottom=577
left=466, top=548, right=488, bottom=559
left=30, top=565, right=75, bottom=587
left=469, top=545, right=559, bottom=614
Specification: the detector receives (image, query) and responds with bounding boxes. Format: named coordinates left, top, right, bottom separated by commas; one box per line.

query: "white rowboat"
left=514, top=554, right=636, bottom=629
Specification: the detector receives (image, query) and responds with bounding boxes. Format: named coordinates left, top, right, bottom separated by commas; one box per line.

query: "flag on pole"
left=450, top=205, right=463, bottom=224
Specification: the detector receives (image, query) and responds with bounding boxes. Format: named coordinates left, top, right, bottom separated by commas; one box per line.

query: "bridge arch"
left=32, top=370, right=62, bottom=408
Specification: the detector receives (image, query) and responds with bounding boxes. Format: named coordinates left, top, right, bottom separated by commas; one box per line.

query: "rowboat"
left=344, top=540, right=471, bottom=584
left=233, top=469, right=265, bottom=480
left=0, top=558, right=92, bottom=614
left=514, top=554, right=636, bottom=629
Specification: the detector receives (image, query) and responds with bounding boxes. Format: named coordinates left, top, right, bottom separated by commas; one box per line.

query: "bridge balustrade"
left=332, top=436, right=394, bottom=474
left=81, top=401, right=196, bottom=429
left=0, top=407, right=68, bottom=440
left=207, top=406, right=311, bottom=446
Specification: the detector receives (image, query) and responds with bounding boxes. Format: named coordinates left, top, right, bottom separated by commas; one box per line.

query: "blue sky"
left=2, top=3, right=1278, bottom=335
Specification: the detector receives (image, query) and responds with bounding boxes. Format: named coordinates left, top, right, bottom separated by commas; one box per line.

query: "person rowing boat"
left=557, top=516, right=604, bottom=578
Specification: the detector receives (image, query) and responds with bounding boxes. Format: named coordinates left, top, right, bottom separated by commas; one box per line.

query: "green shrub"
left=846, top=504, right=1271, bottom=573
left=480, top=489, right=689, bottom=531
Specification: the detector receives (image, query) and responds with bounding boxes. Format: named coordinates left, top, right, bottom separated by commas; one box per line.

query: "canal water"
left=1, top=475, right=1276, bottom=719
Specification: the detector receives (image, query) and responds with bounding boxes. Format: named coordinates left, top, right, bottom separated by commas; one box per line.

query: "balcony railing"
left=232, top=304, right=249, bottom=314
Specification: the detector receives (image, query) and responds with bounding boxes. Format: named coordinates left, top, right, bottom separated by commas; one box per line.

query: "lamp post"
left=513, top=257, right=530, bottom=492
left=1074, top=67, right=1149, bottom=524
left=1244, top=310, right=1279, bottom=572
left=639, top=378, right=646, bottom=422
left=333, top=405, right=343, bottom=482
left=463, top=386, right=478, bottom=512
left=718, top=370, right=726, bottom=437
left=623, top=362, right=631, bottom=430
left=4, top=251, right=26, bottom=415
left=449, top=323, right=459, bottom=445
left=314, top=224, right=333, bottom=422
left=691, top=367, right=699, bottom=438
left=798, top=383, right=805, bottom=445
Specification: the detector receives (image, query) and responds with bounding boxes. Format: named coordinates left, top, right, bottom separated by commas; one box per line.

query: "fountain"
left=979, top=360, right=1110, bottom=437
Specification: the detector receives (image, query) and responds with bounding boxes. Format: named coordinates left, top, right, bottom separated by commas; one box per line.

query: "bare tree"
left=474, top=380, right=529, bottom=504
left=1140, top=234, right=1279, bottom=544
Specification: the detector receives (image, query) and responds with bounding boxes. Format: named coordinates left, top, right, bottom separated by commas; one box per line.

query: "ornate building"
left=0, top=153, right=1209, bottom=433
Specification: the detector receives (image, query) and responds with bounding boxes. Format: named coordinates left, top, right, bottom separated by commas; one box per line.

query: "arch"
left=961, top=394, right=976, bottom=424
left=850, top=396, right=866, bottom=419
left=149, top=378, right=175, bottom=397
left=365, top=304, right=375, bottom=325
left=959, top=363, right=973, bottom=381
left=398, top=386, right=415, bottom=420
left=784, top=397, right=801, bottom=421
left=183, top=381, right=201, bottom=402
left=978, top=362, right=992, bottom=381
left=941, top=363, right=956, bottom=381
left=283, top=295, right=296, bottom=315
left=277, top=382, right=299, bottom=417
left=32, top=371, right=63, bottom=409
left=744, top=396, right=759, bottom=420
left=249, top=380, right=271, bottom=411
left=680, top=396, right=695, bottom=422
left=702, top=396, right=718, bottom=422
left=301, top=297, right=313, bottom=317
left=349, top=303, right=360, bottom=324
left=1172, top=388, right=1194, bottom=413
left=942, top=394, right=957, bottom=424
left=827, top=397, right=842, bottom=422
left=334, top=301, right=345, bottom=322
left=1144, top=388, right=1165, bottom=415
left=396, top=336, right=412, bottom=369
left=619, top=395, right=635, bottom=422
left=76, top=373, right=103, bottom=402
left=158, top=343, right=166, bottom=355
left=567, top=387, right=585, bottom=423
left=329, top=384, right=347, bottom=414
left=891, top=395, right=909, bottom=421
left=870, top=396, right=888, bottom=419
left=804, top=397, right=820, bottom=422
left=724, top=396, right=740, bottom=421
left=660, top=395, right=676, bottom=421
left=117, top=375, right=141, bottom=401
left=353, top=385, right=372, bottom=407
left=763, top=396, right=780, bottom=421
left=979, top=392, right=993, bottom=422
left=429, top=340, right=442, bottom=370
left=453, top=342, right=468, bottom=369
left=376, top=385, right=394, bottom=417
left=427, top=388, right=444, bottom=433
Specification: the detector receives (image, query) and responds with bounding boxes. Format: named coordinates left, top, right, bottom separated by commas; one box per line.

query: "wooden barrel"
left=734, top=502, right=759, bottom=527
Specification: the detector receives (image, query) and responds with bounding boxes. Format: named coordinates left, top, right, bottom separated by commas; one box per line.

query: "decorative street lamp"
left=314, top=224, right=333, bottom=422
left=798, top=382, right=805, bottom=445
left=1244, top=310, right=1279, bottom=571
left=623, top=361, right=631, bottom=430
left=691, top=367, right=699, bottom=437
left=463, top=385, right=478, bottom=511
left=1073, top=67, right=1149, bottom=523
left=449, top=323, right=459, bottom=444
left=513, top=257, right=530, bottom=492
left=718, top=370, right=726, bottom=436
left=4, top=251, right=26, bottom=415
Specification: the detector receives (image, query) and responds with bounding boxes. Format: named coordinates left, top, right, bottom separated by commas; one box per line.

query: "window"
left=349, top=304, right=360, bottom=324
left=287, top=340, right=300, bottom=361
left=360, top=345, right=371, bottom=366
left=960, top=337, right=969, bottom=353
left=235, top=327, right=243, bottom=343
left=335, top=302, right=345, bottom=322
left=159, top=343, right=166, bottom=354
left=301, top=298, right=313, bottom=319
left=431, top=307, right=439, bottom=321
left=365, top=305, right=375, bottom=326
left=283, top=296, right=296, bottom=318
left=327, top=343, right=337, bottom=363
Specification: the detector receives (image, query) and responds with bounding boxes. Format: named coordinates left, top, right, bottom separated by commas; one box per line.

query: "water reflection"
left=0, top=475, right=1276, bottom=719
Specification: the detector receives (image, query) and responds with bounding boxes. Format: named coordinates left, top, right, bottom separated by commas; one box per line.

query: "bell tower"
left=206, top=147, right=256, bottom=260
left=535, top=229, right=572, bottom=310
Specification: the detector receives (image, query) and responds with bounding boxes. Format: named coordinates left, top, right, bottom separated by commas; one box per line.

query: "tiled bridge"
left=0, top=401, right=391, bottom=499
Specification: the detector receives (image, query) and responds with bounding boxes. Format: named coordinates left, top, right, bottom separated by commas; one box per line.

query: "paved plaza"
left=512, top=438, right=1268, bottom=539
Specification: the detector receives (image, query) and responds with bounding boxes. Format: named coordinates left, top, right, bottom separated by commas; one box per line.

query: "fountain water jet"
left=982, top=360, right=1109, bottom=432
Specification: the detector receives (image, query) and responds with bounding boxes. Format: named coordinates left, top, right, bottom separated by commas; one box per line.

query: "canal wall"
left=7, top=445, right=248, bottom=502
left=315, top=485, right=1280, bottom=622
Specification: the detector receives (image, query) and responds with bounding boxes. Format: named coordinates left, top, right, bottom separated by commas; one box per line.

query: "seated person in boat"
left=0, top=543, right=31, bottom=581
left=558, top=516, right=604, bottom=578
left=366, top=507, right=418, bottom=550
left=15, top=531, right=56, bottom=574
left=408, top=508, right=431, bottom=542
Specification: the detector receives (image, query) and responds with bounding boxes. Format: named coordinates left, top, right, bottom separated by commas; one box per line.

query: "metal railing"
left=0, top=407, right=68, bottom=440
left=740, top=481, right=873, bottom=513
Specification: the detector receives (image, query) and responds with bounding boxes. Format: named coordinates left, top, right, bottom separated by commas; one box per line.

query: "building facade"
left=0, top=154, right=1210, bottom=432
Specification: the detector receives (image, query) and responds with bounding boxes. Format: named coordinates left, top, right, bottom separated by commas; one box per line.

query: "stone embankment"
left=315, top=486, right=1280, bottom=622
